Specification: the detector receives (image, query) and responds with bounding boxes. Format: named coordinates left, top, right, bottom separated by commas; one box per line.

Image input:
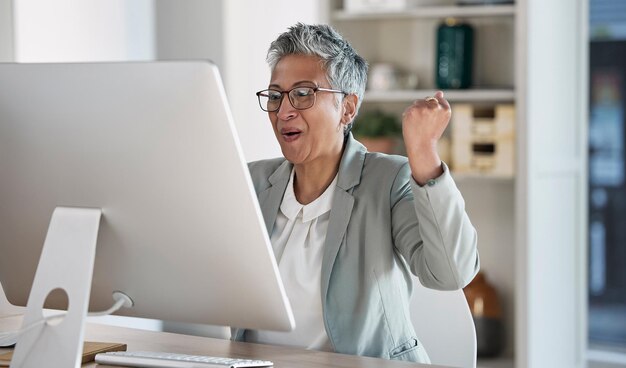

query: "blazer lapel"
left=257, top=160, right=291, bottom=253
left=321, top=190, right=354, bottom=301
left=321, top=135, right=367, bottom=302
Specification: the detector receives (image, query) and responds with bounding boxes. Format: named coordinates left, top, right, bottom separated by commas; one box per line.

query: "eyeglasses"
left=256, top=86, right=346, bottom=112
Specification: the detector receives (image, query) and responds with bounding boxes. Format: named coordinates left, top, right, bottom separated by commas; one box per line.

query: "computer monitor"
left=0, top=61, right=295, bottom=333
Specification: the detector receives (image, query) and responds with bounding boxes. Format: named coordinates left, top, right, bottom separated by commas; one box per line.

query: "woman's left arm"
left=391, top=162, right=479, bottom=290
left=393, top=91, right=479, bottom=290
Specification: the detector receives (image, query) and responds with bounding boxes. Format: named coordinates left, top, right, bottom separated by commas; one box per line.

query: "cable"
left=85, top=291, right=133, bottom=317
left=0, top=291, right=133, bottom=347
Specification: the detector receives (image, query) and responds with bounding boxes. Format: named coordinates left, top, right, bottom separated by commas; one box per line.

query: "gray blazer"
left=233, top=134, right=479, bottom=363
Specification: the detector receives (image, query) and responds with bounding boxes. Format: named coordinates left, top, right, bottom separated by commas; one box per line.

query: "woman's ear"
left=341, top=94, right=358, bottom=125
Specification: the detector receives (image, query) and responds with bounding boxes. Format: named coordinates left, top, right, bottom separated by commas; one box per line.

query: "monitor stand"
left=10, top=207, right=101, bottom=368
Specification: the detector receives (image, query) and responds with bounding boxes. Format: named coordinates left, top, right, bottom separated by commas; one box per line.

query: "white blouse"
left=248, top=168, right=337, bottom=351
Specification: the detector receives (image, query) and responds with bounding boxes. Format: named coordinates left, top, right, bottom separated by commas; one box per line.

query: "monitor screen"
left=0, top=61, right=294, bottom=332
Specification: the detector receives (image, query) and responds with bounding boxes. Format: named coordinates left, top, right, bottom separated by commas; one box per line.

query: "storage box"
left=451, top=104, right=515, bottom=177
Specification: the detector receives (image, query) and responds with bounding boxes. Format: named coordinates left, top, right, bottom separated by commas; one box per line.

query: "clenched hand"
left=401, top=91, right=451, bottom=185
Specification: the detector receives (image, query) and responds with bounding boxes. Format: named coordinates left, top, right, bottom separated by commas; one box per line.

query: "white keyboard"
left=94, top=351, right=273, bottom=368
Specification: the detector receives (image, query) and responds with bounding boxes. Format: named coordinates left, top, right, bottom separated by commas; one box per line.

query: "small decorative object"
left=369, top=63, right=419, bottom=91
left=345, top=0, right=408, bottom=13
left=436, top=18, right=474, bottom=89
left=463, top=271, right=505, bottom=357
left=451, top=104, right=515, bottom=177
left=368, top=63, right=400, bottom=91
left=352, top=110, right=401, bottom=154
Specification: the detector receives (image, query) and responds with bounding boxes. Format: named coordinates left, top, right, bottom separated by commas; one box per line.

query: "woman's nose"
left=276, top=94, right=297, bottom=120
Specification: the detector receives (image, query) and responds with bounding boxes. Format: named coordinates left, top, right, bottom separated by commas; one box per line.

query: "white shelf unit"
left=329, top=0, right=519, bottom=361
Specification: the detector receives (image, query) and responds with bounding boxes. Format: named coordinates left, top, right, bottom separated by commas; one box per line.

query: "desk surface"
left=0, top=315, right=448, bottom=368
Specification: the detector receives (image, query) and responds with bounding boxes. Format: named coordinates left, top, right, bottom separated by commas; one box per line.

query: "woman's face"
left=267, top=54, right=349, bottom=166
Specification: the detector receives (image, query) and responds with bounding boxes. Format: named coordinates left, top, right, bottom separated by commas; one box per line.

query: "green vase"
left=436, top=18, right=474, bottom=89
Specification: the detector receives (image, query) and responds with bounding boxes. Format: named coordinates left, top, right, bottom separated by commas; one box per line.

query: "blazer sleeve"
left=390, top=162, right=479, bottom=290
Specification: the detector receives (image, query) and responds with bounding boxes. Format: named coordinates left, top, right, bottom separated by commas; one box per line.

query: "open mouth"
left=281, top=128, right=302, bottom=141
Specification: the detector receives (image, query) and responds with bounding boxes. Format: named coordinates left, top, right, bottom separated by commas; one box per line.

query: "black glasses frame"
left=255, top=86, right=346, bottom=112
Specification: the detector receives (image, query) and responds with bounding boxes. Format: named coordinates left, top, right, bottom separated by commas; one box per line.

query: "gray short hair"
left=267, top=23, right=368, bottom=130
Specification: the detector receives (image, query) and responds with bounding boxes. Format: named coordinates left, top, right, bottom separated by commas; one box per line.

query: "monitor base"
left=11, top=207, right=101, bottom=368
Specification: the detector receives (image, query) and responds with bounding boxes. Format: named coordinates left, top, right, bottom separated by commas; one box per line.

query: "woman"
left=232, top=23, right=479, bottom=363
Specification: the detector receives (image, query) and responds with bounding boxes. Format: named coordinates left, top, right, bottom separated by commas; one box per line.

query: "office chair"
left=410, top=278, right=477, bottom=368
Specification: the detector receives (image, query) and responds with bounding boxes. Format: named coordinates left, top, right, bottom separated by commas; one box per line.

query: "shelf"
left=333, top=4, right=516, bottom=21
left=452, top=173, right=515, bottom=182
left=364, top=89, right=515, bottom=103
left=477, top=357, right=514, bottom=368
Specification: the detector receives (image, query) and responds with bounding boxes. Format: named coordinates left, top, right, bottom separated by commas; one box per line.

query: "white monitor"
left=0, top=61, right=294, bottom=332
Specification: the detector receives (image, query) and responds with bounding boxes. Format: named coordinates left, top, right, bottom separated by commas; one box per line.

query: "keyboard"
left=94, top=351, right=273, bottom=367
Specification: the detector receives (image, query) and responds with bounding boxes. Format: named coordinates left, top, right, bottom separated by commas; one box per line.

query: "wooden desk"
left=1, top=315, right=448, bottom=368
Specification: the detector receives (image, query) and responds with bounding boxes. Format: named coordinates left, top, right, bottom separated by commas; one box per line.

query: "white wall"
left=222, top=0, right=326, bottom=162
left=12, top=0, right=154, bottom=62
left=0, top=0, right=13, bottom=61
left=154, top=0, right=223, bottom=68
